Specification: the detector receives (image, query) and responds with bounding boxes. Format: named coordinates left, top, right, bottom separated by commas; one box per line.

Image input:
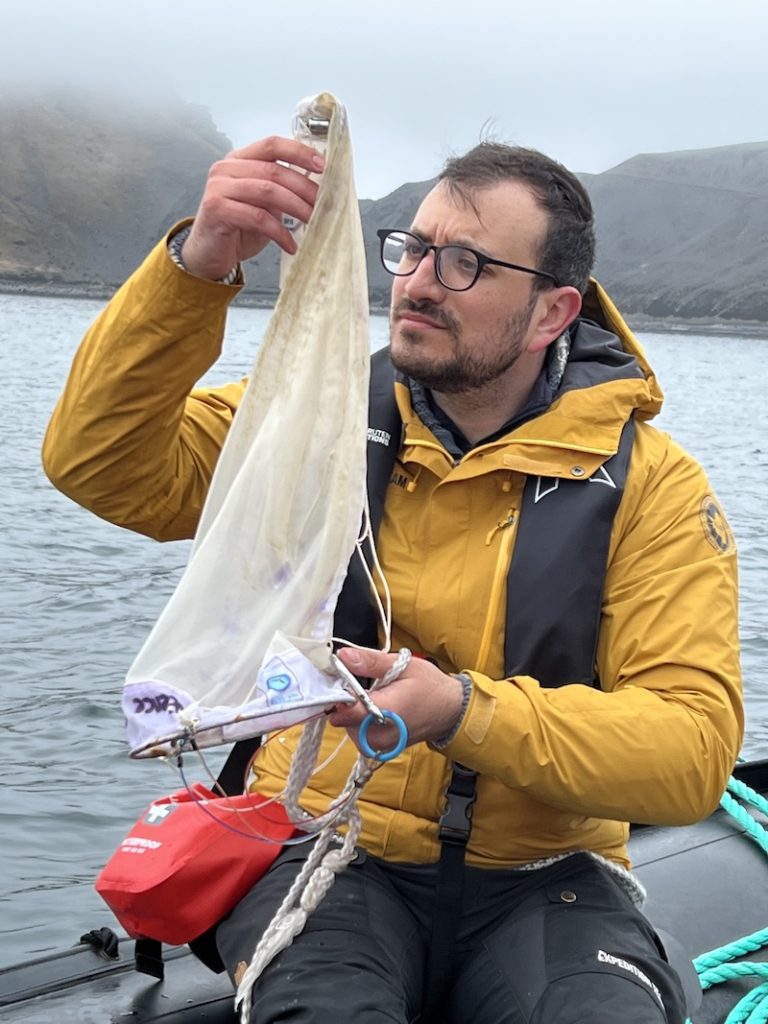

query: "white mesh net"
left=123, top=93, right=370, bottom=758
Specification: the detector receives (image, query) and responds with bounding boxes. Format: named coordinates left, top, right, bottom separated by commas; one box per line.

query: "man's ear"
left=526, top=286, right=583, bottom=354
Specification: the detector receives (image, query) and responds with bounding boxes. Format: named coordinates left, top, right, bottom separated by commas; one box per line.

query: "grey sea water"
left=0, top=293, right=766, bottom=967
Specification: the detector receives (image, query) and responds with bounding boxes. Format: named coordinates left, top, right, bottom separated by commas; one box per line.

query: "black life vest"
left=186, top=334, right=637, bottom=978
left=333, top=345, right=635, bottom=688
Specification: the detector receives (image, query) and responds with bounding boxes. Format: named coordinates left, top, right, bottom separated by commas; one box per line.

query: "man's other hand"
left=329, top=647, right=466, bottom=754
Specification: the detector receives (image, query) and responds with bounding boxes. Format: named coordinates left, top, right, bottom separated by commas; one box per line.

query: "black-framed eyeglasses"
left=376, top=229, right=559, bottom=291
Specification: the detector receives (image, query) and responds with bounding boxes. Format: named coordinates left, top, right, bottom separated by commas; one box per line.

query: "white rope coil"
left=234, top=651, right=410, bottom=1022
left=235, top=809, right=362, bottom=1021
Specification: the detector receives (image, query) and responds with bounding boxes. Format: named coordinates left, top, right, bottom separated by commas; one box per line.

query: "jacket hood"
left=580, top=278, right=664, bottom=421
left=482, top=280, right=664, bottom=477
left=392, top=279, right=664, bottom=478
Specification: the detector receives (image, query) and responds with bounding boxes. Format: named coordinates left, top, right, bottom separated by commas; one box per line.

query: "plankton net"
left=122, top=93, right=375, bottom=760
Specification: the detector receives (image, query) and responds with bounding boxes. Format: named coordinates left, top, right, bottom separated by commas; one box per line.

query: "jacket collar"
left=394, top=280, right=662, bottom=474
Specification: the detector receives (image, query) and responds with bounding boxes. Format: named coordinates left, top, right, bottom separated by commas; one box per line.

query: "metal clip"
left=330, top=653, right=386, bottom=725
left=293, top=112, right=331, bottom=140
left=305, top=116, right=330, bottom=137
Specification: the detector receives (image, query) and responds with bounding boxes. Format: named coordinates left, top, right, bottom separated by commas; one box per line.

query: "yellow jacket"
left=43, top=234, right=743, bottom=869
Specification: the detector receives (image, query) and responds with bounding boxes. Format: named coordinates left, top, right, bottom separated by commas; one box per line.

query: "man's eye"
left=454, top=252, right=478, bottom=274
left=404, top=241, right=424, bottom=257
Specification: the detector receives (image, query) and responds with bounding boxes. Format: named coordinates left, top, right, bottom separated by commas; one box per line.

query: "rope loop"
left=684, top=772, right=768, bottom=1023
left=234, top=648, right=413, bottom=1022
left=358, top=709, right=408, bottom=761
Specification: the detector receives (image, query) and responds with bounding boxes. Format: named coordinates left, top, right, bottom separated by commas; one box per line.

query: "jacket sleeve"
left=442, top=427, right=744, bottom=827
left=42, top=230, right=246, bottom=541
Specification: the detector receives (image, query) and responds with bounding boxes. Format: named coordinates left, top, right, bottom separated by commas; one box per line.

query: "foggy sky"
left=2, top=0, right=766, bottom=199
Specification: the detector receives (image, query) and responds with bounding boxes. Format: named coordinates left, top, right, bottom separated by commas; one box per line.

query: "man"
left=43, top=135, right=742, bottom=1024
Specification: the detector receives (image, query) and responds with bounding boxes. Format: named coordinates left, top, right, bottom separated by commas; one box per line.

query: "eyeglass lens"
left=380, top=231, right=479, bottom=290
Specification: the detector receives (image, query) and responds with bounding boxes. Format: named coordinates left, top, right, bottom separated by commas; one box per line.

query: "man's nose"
left=403, top=250, right=446, bottom=303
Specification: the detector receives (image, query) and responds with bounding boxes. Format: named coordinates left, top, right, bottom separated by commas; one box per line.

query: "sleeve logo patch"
left=699, top=495, right=734, bottom=554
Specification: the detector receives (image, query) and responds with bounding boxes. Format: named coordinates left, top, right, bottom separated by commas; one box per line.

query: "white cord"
left=235, top=804, right=362, bottom=1022
left=331, top=495, right=393, bottom=653
left=234, top=650, right=410, bottom=1022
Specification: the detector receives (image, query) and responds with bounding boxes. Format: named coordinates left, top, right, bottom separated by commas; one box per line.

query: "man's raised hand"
left=181, top=136, right=325, bottom=281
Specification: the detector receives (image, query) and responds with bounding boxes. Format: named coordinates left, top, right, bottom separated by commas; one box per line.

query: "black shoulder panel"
left=332, top=348, right=401, bottom=650
left=504, top=418, right=635, bottom=686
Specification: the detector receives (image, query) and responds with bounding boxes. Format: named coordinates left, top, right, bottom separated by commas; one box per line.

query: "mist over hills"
left=2, top=94, right=767, bottom=323
left=0, top=92, right=227, bottom=289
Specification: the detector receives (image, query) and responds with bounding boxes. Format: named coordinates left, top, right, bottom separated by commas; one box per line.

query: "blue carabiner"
left=358, top=710, right=408, bottom=763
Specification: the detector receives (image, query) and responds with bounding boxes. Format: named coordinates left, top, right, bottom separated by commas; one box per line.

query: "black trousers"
left=216, top=847, right=687, bottom=1023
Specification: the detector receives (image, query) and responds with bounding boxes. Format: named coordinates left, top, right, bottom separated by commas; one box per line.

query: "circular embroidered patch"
left=699, top=495, right=735, bottom=554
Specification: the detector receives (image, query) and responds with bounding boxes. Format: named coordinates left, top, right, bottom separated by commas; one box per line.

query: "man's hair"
left=438, top=143, right=595, bottom=295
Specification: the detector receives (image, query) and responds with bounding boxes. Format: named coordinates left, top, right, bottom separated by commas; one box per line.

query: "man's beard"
left=389, top=297, right=535, bottom=394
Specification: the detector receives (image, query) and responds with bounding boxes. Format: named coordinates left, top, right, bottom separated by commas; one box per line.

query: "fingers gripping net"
left=282, top=648, right=410, bottom=832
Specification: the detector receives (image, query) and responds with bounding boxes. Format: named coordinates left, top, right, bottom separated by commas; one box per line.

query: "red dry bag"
left=95, top=784, right=296, bottom=945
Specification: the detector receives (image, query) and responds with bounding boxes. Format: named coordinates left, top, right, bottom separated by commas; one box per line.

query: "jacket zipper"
left=476, top=509, right=517, bottom=674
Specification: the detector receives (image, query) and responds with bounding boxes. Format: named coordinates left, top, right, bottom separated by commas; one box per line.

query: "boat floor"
left=3, top=760, right=767, bottom=1023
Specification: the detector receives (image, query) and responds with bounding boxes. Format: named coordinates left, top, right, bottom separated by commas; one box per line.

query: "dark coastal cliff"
left=361, top=144, right=768, bottom=322
left=2, top=93, right=767, bottom=322
left=583, top=143, right=768, bottom=321
left=0, top=92, right=229, bottom=291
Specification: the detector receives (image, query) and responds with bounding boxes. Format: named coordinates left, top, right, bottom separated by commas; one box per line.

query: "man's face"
left=388, top=179, right=550, bottom=393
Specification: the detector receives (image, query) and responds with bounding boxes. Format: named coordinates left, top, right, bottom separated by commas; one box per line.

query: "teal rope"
left=698, top=962, right=768, bottom=990
left=723, top=983, right=768, bottom=1024
left=696, top=930, right=768, bottom=974
left=685, top=776, right=768, bottom=1023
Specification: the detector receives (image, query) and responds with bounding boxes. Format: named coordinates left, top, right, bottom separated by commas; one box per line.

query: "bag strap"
left=134, top=937, right=164, bottom=979
left=422, top=763, right=477, bottom=1021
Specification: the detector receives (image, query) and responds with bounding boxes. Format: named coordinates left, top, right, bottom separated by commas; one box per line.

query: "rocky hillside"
left=2, top=93, right=767, bottom=322
left=0, top=91, right=229, bottom=290
left=358, top=143, right=768, bottom=322
left=582, top=144, right=768, bottom=321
